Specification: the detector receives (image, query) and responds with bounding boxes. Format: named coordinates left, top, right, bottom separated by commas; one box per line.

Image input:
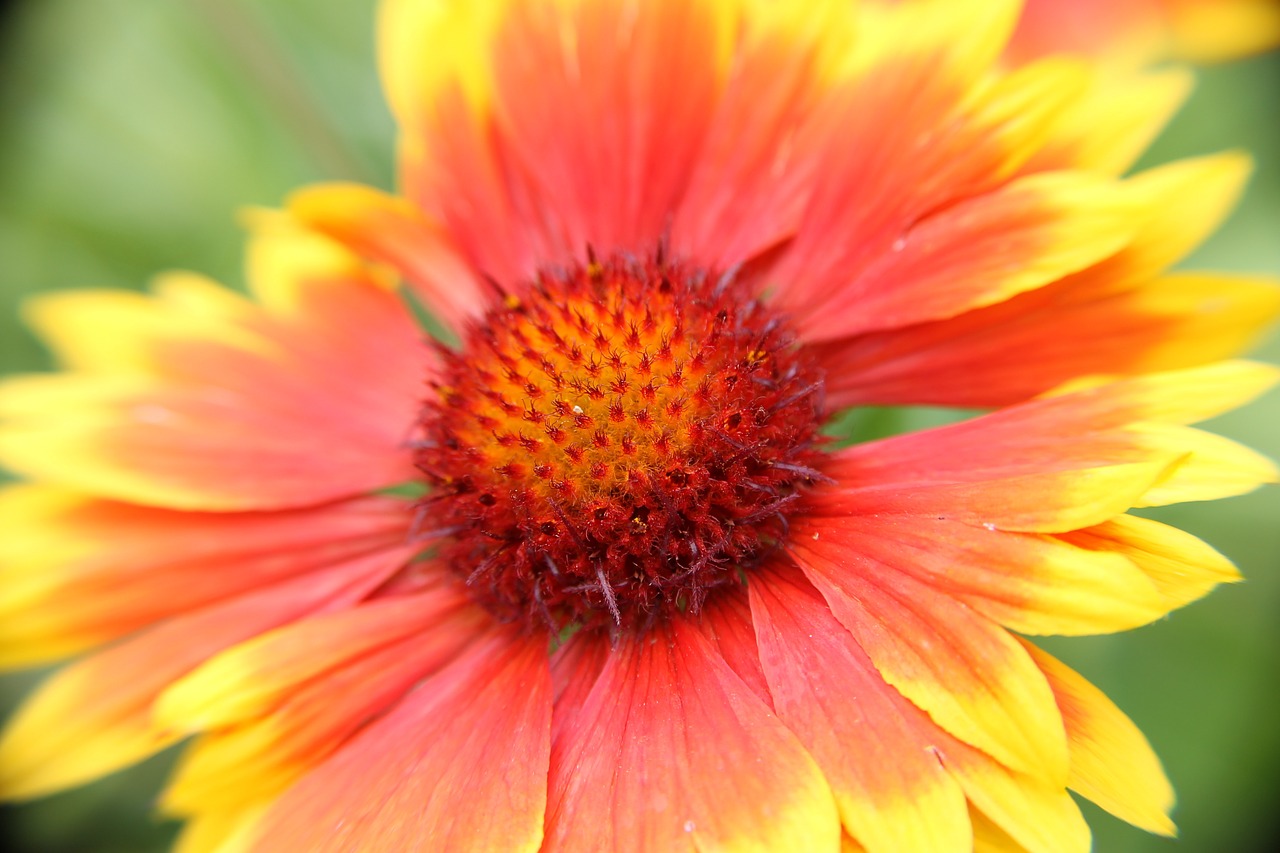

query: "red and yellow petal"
left=812, top=153, right=1275, bottom=408
left=1022, top=641, right=1176, bottom=835
left=160, top=597, right=490, bottom=816
left=816, top=271, right=1280, bottom=409
left=288, top=183, right=491, bottom=334
left=818, top=363, right=1278, bottom=527
left=670, top=0, right=857, bottom=268
left=792, top=514, right=1168, bottom=637
left=544, top=624, right=839, bottom=852
left=764, top=16, right=1125, bottom=339
left=154, top=576, right=476, bottom=732
left=247, top=626, right=551, bottom=853
left=1059, top=513, right=1241, bottom=610
left=1009, top=0, right=1280, bottom=65
left=0, top=550, right=403, bottom=800
left=488, top=0, right=737, bottom=259
left=0, top=487, right=414, bottom=668
left=377, top=0, right=509, bottom=132
left=941, top=739, right=1091, bottom=853
left=790, top=535, right=1069, bottom=784
left=0, top=216, right=425, bottom=511
left=787, top=171, right=1142, bottom=341
left=749, top=564, right=971, bottom=853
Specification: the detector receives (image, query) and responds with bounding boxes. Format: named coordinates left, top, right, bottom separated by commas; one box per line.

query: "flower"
left=1, top=0, right=1278, bottom=851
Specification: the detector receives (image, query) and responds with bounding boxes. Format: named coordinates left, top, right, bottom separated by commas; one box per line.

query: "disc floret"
left=416, top=252, right=826, bottom=633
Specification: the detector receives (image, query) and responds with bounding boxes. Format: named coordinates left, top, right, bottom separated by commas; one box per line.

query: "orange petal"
left=793, top=515, right=1167, bottom=637
left=161, top=599, right=489, bottom=816
left=1010, top=0, right=1280, bottom=65
left=248, top=626, right=551, bottom=853
left=0, top=487, right=413, bottom=667
left=698, top=584, right=772, bottom=706
left=544, top=623, right=839, bottom=852
left=156, top=577, right=476, bottom=731
left=791, top=536, right=1069, bottom=784
left=816, top=272, right=1280, bottom=409
left=671, top=1, right=855, bottom=268
left=488, top=0, right=735, bottom=255
left=0, top=551, right=404, bottom=800
left=765, top=10, right=1105, bottom=337
left=791, top=171, right=1139, bottom=341
left=812, top=153, right=1265, bottom=408
left=816, top=363, right=1278, bottom=529
left=288, top=183, right=491, bottom=333
left=1007, top=0, right=1164, bottom=66
left=749, top=565, right=971, bottom=853
left=1, top=225, right=425, bottom=510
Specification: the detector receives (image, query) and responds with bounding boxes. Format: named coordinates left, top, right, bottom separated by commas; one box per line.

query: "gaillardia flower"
left=2, top=0, right=1278, bottom=851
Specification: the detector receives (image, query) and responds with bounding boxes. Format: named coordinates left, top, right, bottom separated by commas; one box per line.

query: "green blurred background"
left=0, top=1, right=1276, bottom=850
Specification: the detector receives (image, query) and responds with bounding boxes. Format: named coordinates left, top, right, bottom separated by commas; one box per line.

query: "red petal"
left=489, top=0, right=729, bottom=258
left=0, top=489, right=413, bottom=666
left=0, top=550, right=403, bottom=799
left=791, top=535, right=1069, bottom=784
left=791, top=515, right=1166, bottom=637
left=544, top=621, right=839, bottom=852
left=250, top=626, right=552, bottom=853
left=749, top=565, right=971, bottom=852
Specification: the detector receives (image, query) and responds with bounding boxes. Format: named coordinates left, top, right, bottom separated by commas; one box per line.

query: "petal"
left=1058, top=513, right=1241, bottom=610
left=155, top=576, right=479, bottom=732
left=487, top=0, right=736, bottom=256
left=161, top=596, right=489, bottom=816
left=0, top=217, right=426, bottom=510
left=792, top=514, right=1167, bottom=637
left=698, top=585, right=772, bottom=706
left=765, top=7, right=1125, bottom=338
left=0, top=487, right=414, bottom=668
left=812, top=154, right=1269, bottom=408
left=790, top=535, right=1069, bottom=784
left=942, top=740, right=1091, bottom=853
left=248, top=626, right=551, bottom=853
left=789, top=171, right=1140, bottom=341
left=544, top=622, right=839, bottom=853
left=670, top=0, right=857, bottom=267
left=816, top=363, right=1279, bottom=530
left=749, top=564, right=971, bottom=853
left=970, top=807, right=1031, bottom=853
left=1006, top=0, right=1161, bottom=65
left=0, top=551, right=403, bottom=800
left=1009, top=0, right=1280, bottom=64
left=814, top=460, right=1173, bottom=534
left=377, top=0, right=507, bottom=131
left=1125, top=423, right=1278, bottom=506
left=171, top=806, right=268, bottom=853
left=1021, top=641, right=1176, bottom=835
left=1019, top=68, right=1192, bottom=176
left=816, top=272, right=1280, bottom=409
left=288, top=183, right=492, bottom=334
left=1162, top=0, right=1280, bottom=61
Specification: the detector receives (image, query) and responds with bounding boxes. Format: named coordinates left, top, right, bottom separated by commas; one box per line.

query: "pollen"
left=415, top=251, right=826, bottom=633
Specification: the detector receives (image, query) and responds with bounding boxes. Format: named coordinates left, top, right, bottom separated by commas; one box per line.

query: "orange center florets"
left=415, top=252, right=826, bottom=634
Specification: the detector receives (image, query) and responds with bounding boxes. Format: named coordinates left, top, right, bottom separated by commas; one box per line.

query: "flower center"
left=415, top=252, right=826, bottom=633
